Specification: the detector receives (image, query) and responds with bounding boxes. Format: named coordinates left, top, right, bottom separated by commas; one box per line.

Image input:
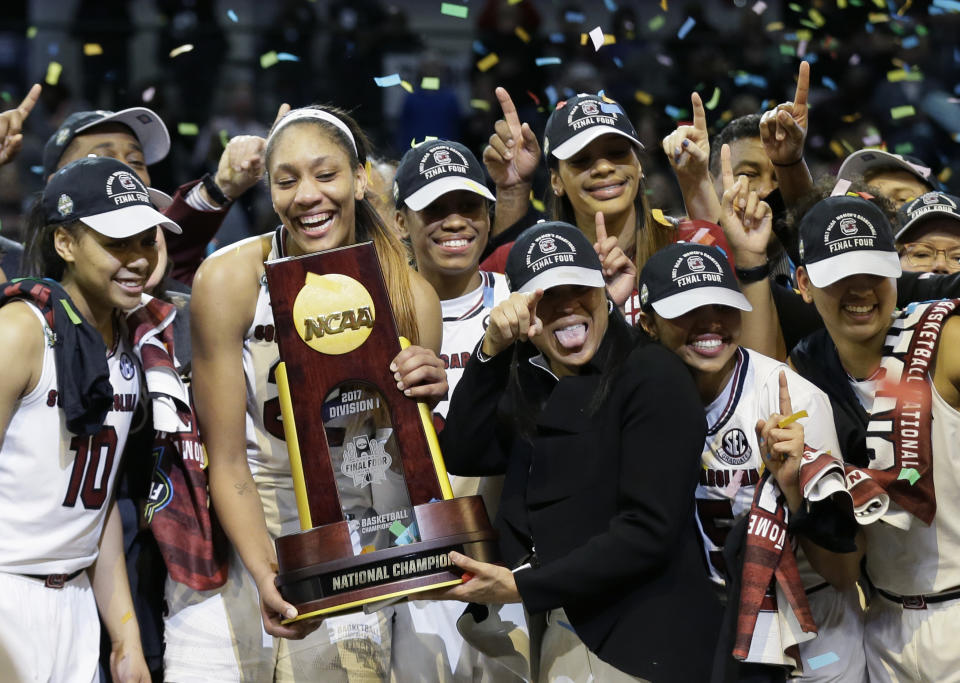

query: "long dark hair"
left=22, top=195, right=81, bottom=281
left=264, top=104, right=422, bottom=345
left=502, top=300, right=645, bottom=442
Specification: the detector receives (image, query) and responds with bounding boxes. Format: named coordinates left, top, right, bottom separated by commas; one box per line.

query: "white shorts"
left=794, top=584, right=867, bottom=682
left=0, top=571, right=98, bottom=683
left=864, top=590, right=960, bottom=683
left=164, top=548, right=393, bottom=682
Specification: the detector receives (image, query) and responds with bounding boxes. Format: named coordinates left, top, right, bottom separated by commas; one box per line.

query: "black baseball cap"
left=505, top=221, right=604, bottom=293
left=896, top=191, right=960, bottom=241
left=798, top=195, right=900, bottom=287
left=43, top=157, right=181, bottom=237
left=837, top=149, right=934, bottom=189
left=638, top=242, right=751, bottom=319
left=393, top=139, right=495, bottom=211
left=43, top=107, right=171, bottom=178
left=543, top=94, right=643, bottom=161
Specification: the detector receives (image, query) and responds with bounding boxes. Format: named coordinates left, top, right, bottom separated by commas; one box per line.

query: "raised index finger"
left=691, top=91, right=706, bottom=132
left=793, top=61, right=809, bottom=112
left=720, top=143, right=734, bottom=191
left=272, top=102, right=291, bottom=129
left=17, top=83, right=41, bottom=118
left=778, top=370, right=793, bottom=416
left=594, top=211, right=608, bottom=245
left=495, top=86, right=522, bottom=140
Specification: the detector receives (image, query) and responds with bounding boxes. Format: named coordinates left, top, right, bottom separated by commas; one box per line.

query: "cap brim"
left=148, top=187, right=173, bottom=211
left=76, top=108, right=171, bottom=166
left=651, top=287, right=752, bottom=319
left=403, top=176, right=495, bottom=211
left=805, top=250, right=901, bottom=287
left=516, top=265, right=604, bottom=293
left=551, top=127, right=643, bottom=160
left=894, top=206, right=960, bottom=240
left=837, top=150, right=931, bottom=187
left=81, top=203, right=182, bottom=238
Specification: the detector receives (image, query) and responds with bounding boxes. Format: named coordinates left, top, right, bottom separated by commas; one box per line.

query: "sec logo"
left=719, top=427, right=751, bottom=466
left=119, top=352, right=136, bottom=380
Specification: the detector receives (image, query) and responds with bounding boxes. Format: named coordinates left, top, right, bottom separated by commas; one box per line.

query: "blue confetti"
left=807, top=652, right=840, bottom=671
left=733, top=73, right=768, bottom=89
left=374, top=73, right=402, bottom=87
left=613, top=56, right=623, bottom=68
left=604, top=0, right=618, bottom=10
left=804, top=53, right=819, bottom=64
left=227, top=9, right=238, bottom=22
left=276, top=52, right=299, bottom=62
left=565, top=11, right=585, bottom=22
left=545, top=85, right=559, bottom=107
left=902, top=35, right=919, bottom=49
left=48, top=43, right=59, bottom=56
left=866, top=22, right=875, bottom=34
left=929, top=6, right=945, bottom=13
left=678, top=16, right=696, bottom=39
left=665, top=105, right=683, bottom=119
left=600, top=102, right=624, bottom=114
left=932, top=0, right=960, bottom=11
left=549, top=32, right=565, bottom=44
left=473, top=40, right=486, bottom=54
left=535, top=57, right=562, bottom=66
left=822, top=76, right=837, bottom=90
left=30, top=165, right=44, bottom=175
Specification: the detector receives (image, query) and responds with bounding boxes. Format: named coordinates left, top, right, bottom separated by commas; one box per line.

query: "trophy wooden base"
left=275, top=496, right=498, bottom=621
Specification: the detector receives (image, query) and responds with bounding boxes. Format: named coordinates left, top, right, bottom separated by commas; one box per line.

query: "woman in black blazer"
left=433, top=222, right=722, bottom=681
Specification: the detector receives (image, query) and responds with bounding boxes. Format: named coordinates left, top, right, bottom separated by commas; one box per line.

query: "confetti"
left=868, top=12, right=890, bottom=22
left=677, top=16, right=696, bottom=39
left=515, top=26, right=530, bottom=42
left=177, top=122, right=199, bottom=136
left=476, top=53, right=499, bottom=72
left=549, top=32, right=565, bottom=43
left=508, top=0, right=523, bottom=4
left=536, top=56, right=561, bottom=66
left=531, top=194, right=545, bottom=212
left=652, top=208, right=674, bottom=226
left=26, top=26, right=37, bottom=39
left=374, top=73, right=402, bottom=87
left=0, top=92, right=9, bottom=103
left=565, top=11, right=585, bottom=22
left=613, top=56, right=623, bottom=68
left=634, top=90, right=653, bottom=105
left=656, top=54, right=674, bottom=67
left=752, top=1, right=767, bottom=13
left=894, top=142, right=915, bottom=155
left=665, top=105, right=689, bottom=119
left=588, top=26, right=604, bottom=51
left=898, top=467, right=921, bottom=485
left=121, top=611, right=134, bottom=625
left=227, top=9, right=238, bottom=22
left=142, top=86, right=156, bottom=102
left=260, top=51, right=279, bottom=68
left=276, top=52, right=299, bottom=62
left=822, top=76, right=838, bottom=90
left=169, top=44, right=194, bottom=58
left=766, top=21, right=785, bottom=31
left=472, top=40, right=486, bottom=54
left=604, top=0, right=618, bottom=10
left=400, top=80, right=414, bottom=93
left=648, top=15, right=666, bottom=30
left=440, top=3, right=468, bottom=19
left=83, top=43, right=103, bottom=56
left=45, top=61, right=62, bottom=86
left=410, top=136, right=438, bottom=148
left=421, top=76, right=440, bottom=90
left=780, top=45, right=796, bottom=56
left=470, top=98, right=491, bottom=111
left=704, top=87, right=721, bottom=110
left=890, top=105, right=916, bottom=119
left=219, top=129, right=229, bottom=148
left=809, top=8, right=826, bottom=25
left=901, top=36, right=919, bottom=49
left=807, top=653, right=840, bottom=671
left=30, top=165, right=44, bottom=175
left=777, top=410, right=808, bottom=428
left=526, top=90, right=540, bottom=105
left=661, top=0, right=668, bottom=10
left=545, top=85, right=559, bottom=107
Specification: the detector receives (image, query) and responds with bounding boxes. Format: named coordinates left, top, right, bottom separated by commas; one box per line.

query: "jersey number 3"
left=63, top=426, right=118, bottom=510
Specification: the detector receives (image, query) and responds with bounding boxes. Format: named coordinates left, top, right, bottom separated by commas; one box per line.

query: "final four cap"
left=895, top=191, right=960, bottom=240
left=797, top=195, right=900, bottom=287
left=543, top=94, right=643, bottom=160
left=394, top=139, right=495, bottom=211
left=837, top=149, right=934, bottom=189
left=638, top=242, right=751, bottom=319
left=42, top=107, right=171, bottom=177
left=505, top=222, right=604, bottom=293
left=43, top=157, right=181, bottom=237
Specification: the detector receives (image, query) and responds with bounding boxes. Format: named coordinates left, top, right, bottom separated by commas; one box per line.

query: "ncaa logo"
left=719, top=427, right=751, bottom=465
left=433, top=149, right=451, bottom=165
left=581, top=101, right=600, bottom=116
left=922, top=192, right=940, bottom=205
left=839, top=217, right=859, bottom=236
left=118, top=173, right=138, bottom=191
left=538, top=236, right=557, bottom=254
left=55, top=127, right=71, bottom=145
left=119, top=352, right=136, bottom=380
left=687, top=255, right=705, bottom=272
left=57, top=194, right=74, bottom=217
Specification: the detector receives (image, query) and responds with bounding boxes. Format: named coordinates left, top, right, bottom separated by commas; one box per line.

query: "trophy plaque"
left=264, top=242, right=497, bottom=620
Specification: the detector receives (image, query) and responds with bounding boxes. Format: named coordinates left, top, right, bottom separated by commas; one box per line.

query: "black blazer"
left=441, top=331, right=722, bottom=681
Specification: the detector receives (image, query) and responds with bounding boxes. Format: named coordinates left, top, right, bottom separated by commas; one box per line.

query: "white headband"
left=268, top=109, right=357, bottom=154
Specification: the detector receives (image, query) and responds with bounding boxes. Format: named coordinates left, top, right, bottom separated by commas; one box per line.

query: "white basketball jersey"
left=0, top=303, right=140, bottom=574
left=694, top=348, right=842, bottom=588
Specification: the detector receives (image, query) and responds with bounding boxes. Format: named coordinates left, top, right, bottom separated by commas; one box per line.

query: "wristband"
left=771, top=157, right=804, bottom=168
left=201, top=172, right=232, bottom=206
left=735, top=262, right=771, bottom=283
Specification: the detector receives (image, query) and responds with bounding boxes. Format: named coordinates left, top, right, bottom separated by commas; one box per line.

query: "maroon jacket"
left=163, top=180, right=228, bottom=287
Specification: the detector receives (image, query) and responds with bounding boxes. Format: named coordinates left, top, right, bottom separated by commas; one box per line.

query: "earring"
left=607, top=299, right=615, bottom=314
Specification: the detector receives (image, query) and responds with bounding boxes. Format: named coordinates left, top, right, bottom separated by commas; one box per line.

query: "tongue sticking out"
left=554, top=323, right=587, bottom=349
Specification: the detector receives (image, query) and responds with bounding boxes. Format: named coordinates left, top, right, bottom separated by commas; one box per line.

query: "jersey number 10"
left=63, top=426, right=119, bottom=510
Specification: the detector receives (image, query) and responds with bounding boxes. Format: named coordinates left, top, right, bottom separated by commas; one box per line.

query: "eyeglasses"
left=900, top=242, right=960, bottom=271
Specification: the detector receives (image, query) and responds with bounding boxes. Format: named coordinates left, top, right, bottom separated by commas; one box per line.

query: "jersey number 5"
left=63, top=426, right=118, bottom=510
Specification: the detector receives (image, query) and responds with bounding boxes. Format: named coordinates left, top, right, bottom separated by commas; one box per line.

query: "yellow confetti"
left=808, top=8, right=825, bottom=26
left=841, top=112, right=862, bottom=123
left=890, top=105, right=916, bottom=119
left=634, top=90, right=653, bottom=105
left=777, top=410, right=808, bottom=428
left=470, top=98, right=491, bottom=111
left=400, top=80, right=414, bottom=93
left=871, top=0, right=885, bottom=6
left=26, top=26, right=37, bottom=39
left=476, top=53, right=499, bottom=72
left=530, top=191, right=545, bottom=212
left=603, top=33, right=616, bottom=46
left=796, top=29, right=813, bottom=41
left=766, top=21, right=785, bottom=31
left=704, top=87, right=721, bottom=110
left=939, top=167, right=952, bottom=183
left=45, top=61, right=62, bottom=86
left=652, top=208, right=673, bottom=227
left=83, top=43, right=103, bottom=56
left=837, top=0, right=847, bottom=6
left=421, top=77, right=440, bottom=90
left=580, top=33, right=589, bottom=46
left=661, top=0, right=668, bottom=10
left=169, top=44, right=194, bottom=58
left=411, top=136, right=439, bottom=148
left=887, top=69, right=923, bottom=82
left=515, top=26, right=530, bottom=43
left=868, top=12, right=889, bottom=23
left=829, top=140, right=845, bottom=157
left=509, top=0, right=523, bottom=4
left=121, top=611, right=134, bottom=624
left=177, top=122, right=199, bottom=136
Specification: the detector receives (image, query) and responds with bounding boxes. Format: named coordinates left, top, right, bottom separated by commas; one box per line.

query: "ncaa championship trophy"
left=264, top=242, right=497, bottom=621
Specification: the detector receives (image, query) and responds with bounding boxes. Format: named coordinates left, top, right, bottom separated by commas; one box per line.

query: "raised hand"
left=482, top=87, right=540, bottom=190
left=719, top=144, right=772, bottom=268
left=593, top=211, right=636, bottom=307
left=390, top=345, right=448, bottom=407
left=755, top=371, right=804, bottom=504
left=661, top=91, right=710, bottom=182
left=482, top=290, right=544, bottom=357
left=213, top=134, right=267, bottom=201
left=759, top=61, right=809, bottom=167
left=0, top=83, right=41, bottom=166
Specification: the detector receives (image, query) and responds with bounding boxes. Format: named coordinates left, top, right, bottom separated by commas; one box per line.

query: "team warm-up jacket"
left=440, top=330, right=723, bottom=681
